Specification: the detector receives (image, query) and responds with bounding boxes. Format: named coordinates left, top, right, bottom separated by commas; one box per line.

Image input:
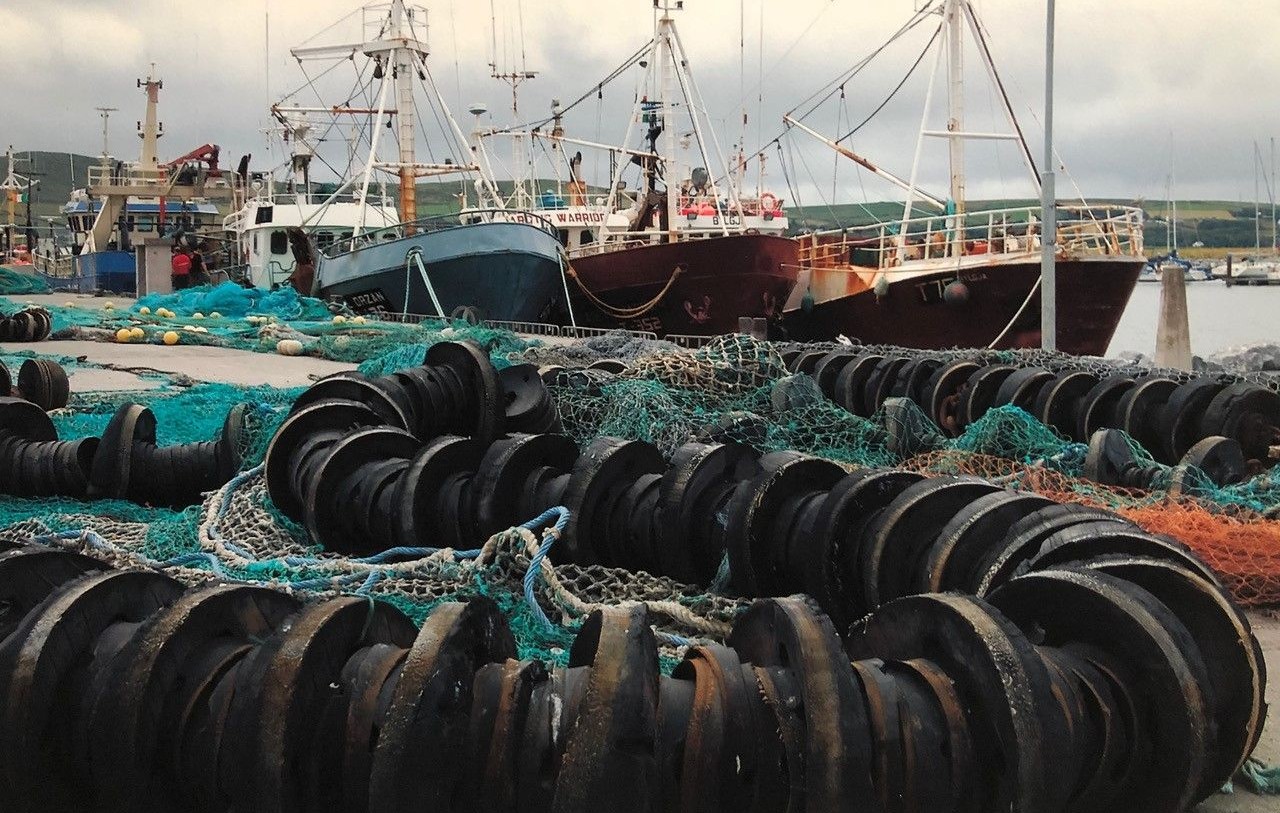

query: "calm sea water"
left=1106, top=282, right=1280, bottom=358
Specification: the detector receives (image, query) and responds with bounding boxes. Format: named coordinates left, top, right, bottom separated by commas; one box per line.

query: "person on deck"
left=171, top=248, right=192, bottom=290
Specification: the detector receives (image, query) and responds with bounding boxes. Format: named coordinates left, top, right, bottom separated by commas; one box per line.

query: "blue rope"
left=521, top=507, right=571, bottom=633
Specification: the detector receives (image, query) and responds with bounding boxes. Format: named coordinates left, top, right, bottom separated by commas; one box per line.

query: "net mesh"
left=0, top=309, right=1277, bottom=669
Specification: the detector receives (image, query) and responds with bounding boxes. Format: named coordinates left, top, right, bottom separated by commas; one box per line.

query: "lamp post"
left=1040, top=0, right=1057, bottom=350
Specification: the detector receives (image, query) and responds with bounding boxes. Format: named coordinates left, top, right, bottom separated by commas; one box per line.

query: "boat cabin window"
left=135, top=216, right=154, bottom=233
left=581, top=230, right=594, bottom=245
left=315, top=232, right=335, bottom=250
left=270, top=230, right=289, bottom=255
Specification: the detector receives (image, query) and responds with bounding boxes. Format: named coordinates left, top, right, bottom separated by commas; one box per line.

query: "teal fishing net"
left=0, top=321, right=1277, bottom=669
left=0, top=267, right=50, bottom=295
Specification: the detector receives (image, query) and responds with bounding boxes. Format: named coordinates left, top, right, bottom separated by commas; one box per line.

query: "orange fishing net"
left=903, top=451, right=1280, bottom=608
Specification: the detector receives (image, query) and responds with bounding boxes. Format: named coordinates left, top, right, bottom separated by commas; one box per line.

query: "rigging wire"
left=834, top=24, right=941, bottom=144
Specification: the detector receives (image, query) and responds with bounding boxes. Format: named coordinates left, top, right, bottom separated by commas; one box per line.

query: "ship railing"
left=567, top=238, right=654, bottom=260
left=31, top=252, right=76, bottom=278
left=560, top=325, right=660, bottom=341
left=799, top=205, right=1145, bottom=270
left=87, top=162, right=236, bottom=194
left=320, top=209, right=560, bottom=259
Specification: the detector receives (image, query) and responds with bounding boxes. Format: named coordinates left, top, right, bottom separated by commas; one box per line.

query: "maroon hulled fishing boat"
left=785, top=205, right=1145, bottom=355
left=779, top=0, right=1143, bottom=353
left=472, top=0, right=799, bottom=337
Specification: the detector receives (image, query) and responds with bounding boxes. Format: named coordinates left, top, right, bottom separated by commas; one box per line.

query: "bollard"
left=1225, top=253, right=1233, bottom=288
left=1154, top=264, right=1192, bottom=370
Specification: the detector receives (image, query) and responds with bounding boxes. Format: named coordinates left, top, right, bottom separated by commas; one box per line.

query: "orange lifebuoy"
left=760, top=192, right=779, bottom=212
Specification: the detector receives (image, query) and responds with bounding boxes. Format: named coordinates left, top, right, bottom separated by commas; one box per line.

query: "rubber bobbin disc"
left=922, top=359, right=981, bottom=436
left=987, top=569, right=1212, bottom=812
left=1032, top=371, right=1098, bottom=438
left=847, top=593, right=1063, bottom=813
left=551, top=605, right=660, bottom=813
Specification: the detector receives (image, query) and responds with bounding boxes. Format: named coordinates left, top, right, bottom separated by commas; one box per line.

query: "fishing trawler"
left=471, top=0, right=799, bottom=337
left=781, top=0, right=1144, bottom=355
left=65, top=73, right=236, bottom=292
left=290, top=1, right=567, bottom=322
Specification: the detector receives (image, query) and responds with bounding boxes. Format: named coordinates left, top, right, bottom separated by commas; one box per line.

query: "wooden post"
left=1154, top=266, right=1192, bottom=370
left=1225, top=253, right=1233, bottom=287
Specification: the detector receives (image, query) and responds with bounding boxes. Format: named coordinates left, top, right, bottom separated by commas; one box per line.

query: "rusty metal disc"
left=1158, top=378, right=1226, bottom=462
left=724, top=452, right=844, bottom=596
left=1045, top=645, right=1131, bottom=812
left=85, top=584, right=301, bottom=812
left=462, top=658, right=549, bottom=812
left=805, top=469, right=924, bottom=627
left=987, top=569, right=1211, bottom=813
left=922, top=359, right=981, bottom=436
left=655, top=673, right=695, bottom=811
left=848, top=658, right=907, bottom=813
left=1199, top=382, right=1280, bottom=462
left=655, top=441, right=761, bottom=584
left=473, top=433, right=580, bottom=538
left=1075, top=375, right=1137, bottom=443
left=729, top=597, right=874, bottom=809
left=559, top=437, right=665, bottom=564
left=957, top=364, right=1017, bottom=429
left=847, top=593, right=1061, bottom=813
left=368, top=599, right=515, bottom=811
left=393, top=435, right=485, bottom=548
left=1177, top=435, right=1247, bottom=488
left=992, top=366, right=1054, bottom=412
left=1011, top=521, right=1221, bottom=589
left=219, top=595, right=418, bottom=813
left=922, top=489, right=1055, bottom=594
left=0, top=569, right=183, bottom=812
left=891, top=657, right=979, bottom=813
left=750, top=665, right=807, bottom=810
left=1031, top=370, right=1098, bottom=438
left=833, top=353, right=886, bottom=416
left=1078, top=556, right=1266, bottom=799
left=860, top=476, right=1000, bottom=608
left=263, top=399, right=383, bottom=520
left=1114, top=377, right=1178, bottom=454
left=0, top=548, right=107, bottom=643
left=970, top=505, right=1129, bottom=597
left=669, top=644, right=764, bottom=812
left=552, top=605, right=659, bottom=813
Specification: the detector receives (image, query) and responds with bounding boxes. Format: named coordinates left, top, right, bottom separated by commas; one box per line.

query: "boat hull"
left=783, top=257, right=1143, bottom=356
left=315, top=221, right=567, bottom=322
left=565, top=234, right=799, bottom=336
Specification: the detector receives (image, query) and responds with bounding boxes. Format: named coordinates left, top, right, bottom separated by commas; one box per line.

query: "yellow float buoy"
left=139, top=306, right=151, bottom=315
left=163, top=331, right=179, bottom=345
left=129, top=327, right=145, bottom=340
left=192, top=312, right=204, bottom=320
left=210, top=311, right=222, bottom=319
left=276, top=339, right=304, bottom=356
left=115, top=328, right=132, bottom=343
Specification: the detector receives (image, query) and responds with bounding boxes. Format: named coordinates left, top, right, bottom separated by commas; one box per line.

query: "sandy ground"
left=4, top=293, right=1278, bottom=808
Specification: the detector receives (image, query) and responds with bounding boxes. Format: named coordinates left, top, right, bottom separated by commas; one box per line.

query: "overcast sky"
left=3, top=0, right=1278, bottom=207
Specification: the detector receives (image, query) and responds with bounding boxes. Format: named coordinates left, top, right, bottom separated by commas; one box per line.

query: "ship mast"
left=945, top=0, right=966, bottom=216
left=137, top=66, right=164, bottom=182
left=95, top=107, right=117, bottom=171
left=389, top=1, right=417, bottom=224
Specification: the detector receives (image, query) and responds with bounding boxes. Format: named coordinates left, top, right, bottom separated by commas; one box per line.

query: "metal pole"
left=1039, top=0, right=1057, bottom=351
